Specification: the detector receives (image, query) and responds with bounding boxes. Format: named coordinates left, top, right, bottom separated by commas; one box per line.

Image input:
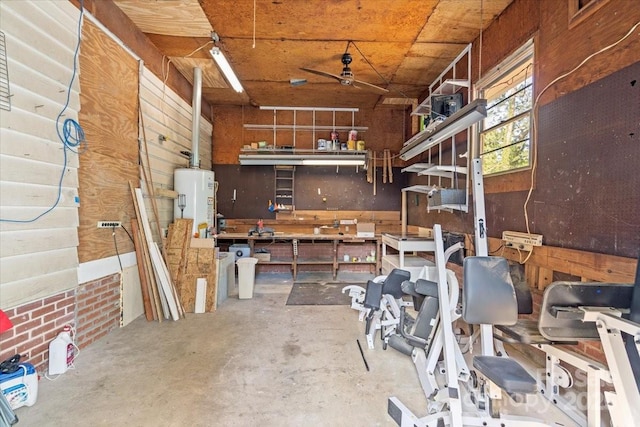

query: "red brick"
left=14, top=318, right=42, bottom=335
left=31, top=304, right=58, bottom=320
left=15, top=300, right=43, bottom=314
left=0, top=328, right=14, bottom=341
left=56, top=298, right=75, bottom=310
left=0, top=331, right=28, bottom=350
left=43, top=293, right=66, bottom=305
left=17, top=336, right=45, bottom=354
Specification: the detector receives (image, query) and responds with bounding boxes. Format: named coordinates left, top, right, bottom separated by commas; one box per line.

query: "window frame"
left=475, top=39, right=535, bottom=177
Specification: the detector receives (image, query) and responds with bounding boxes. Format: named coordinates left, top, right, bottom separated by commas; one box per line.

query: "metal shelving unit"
left=402, top=44, right=474, bottom=213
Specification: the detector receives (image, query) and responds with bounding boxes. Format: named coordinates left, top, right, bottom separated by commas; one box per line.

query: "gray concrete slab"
left=16, top=280, right=426, bottom=426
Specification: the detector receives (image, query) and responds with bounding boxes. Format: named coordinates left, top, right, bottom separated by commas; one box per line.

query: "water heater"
left=174, top=168, right=215, bottom=237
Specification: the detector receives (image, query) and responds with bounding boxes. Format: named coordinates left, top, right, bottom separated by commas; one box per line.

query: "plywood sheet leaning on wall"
left=166, top=219, right=218, bottom=312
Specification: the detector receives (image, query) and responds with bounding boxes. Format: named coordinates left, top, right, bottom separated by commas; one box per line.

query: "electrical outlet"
left=97, top=221, right=122, bottom=228
left=502, top=231, right=543, bottom=252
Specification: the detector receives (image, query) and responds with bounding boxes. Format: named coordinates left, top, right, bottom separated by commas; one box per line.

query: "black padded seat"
left=473, top=356, right=537, bottom=394
left=382, top=269, right=411, bottom=299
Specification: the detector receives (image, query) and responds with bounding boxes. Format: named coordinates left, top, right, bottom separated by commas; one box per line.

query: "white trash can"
left=237, top=257, right=258, bottom=299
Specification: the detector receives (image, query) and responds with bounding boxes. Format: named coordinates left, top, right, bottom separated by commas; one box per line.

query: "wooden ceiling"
left=113, top=0, right=513, bottom=110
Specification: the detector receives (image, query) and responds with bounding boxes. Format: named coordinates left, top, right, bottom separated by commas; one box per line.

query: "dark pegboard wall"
left=413, top=62, right=639, bottom=259
left=213, top=164, right=407, bottom=218
left=534, top=61, right=639, bottom=257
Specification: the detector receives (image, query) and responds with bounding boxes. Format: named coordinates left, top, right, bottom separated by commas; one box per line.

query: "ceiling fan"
left=298, top=44, right=389, bottom=94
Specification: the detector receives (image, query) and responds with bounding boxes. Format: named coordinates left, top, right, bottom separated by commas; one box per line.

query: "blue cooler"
left=0, top=363, right=38, bottom=409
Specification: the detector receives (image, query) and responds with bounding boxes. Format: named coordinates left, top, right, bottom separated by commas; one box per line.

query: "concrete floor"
left=17, top=273, right=428, bottom=427
left=16, top=272, right=581, bottom=427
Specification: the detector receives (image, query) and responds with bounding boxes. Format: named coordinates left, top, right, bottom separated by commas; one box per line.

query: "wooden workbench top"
left=215, top=232, right=378, bottom=241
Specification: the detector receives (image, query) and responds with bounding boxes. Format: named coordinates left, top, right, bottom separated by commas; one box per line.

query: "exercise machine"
left=386, top=249, right=470, bottom=413
left=342, top=268, right=412, bottom=349
left=388, top=225, right=550, bottom=426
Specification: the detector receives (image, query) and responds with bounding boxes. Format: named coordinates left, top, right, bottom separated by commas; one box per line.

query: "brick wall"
left=0, top=272, right=123, bottom=373
left=0, top=291, right=75, bottom=372
left=75, top=273, right=122, bottom=349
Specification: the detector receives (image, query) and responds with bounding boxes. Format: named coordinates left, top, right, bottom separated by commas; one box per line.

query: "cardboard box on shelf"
left=255, top=252, right=271, bottom=262
left=357, top=223, right=375, bottom=237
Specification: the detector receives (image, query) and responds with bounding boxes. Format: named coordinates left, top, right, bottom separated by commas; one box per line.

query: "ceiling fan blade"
left=353, top=79, right=389, bottom=94
left=300, top=68, right=343, bottom=83
left=290, top=78, right=307, bottom=87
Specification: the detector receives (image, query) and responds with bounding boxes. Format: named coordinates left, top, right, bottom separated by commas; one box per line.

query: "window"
left=568, top=0, right=610, bottom=28
left=477, top=41, right=534, bottom=176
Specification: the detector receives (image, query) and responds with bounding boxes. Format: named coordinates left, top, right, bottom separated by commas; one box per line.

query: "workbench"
left=215, top=233, right=381, bottom=279
left=381, top=233, right=436, bottom=280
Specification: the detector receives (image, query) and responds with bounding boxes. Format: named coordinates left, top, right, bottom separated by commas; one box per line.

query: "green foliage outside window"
left=480, top=60, right=533, bottom=175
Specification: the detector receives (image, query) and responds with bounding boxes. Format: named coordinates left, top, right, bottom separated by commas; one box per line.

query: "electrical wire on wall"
left=518, top=20, right=640, bottom=265
left=0, top=0, right=86, bottom=223
left=158, top=39, right=213, bottom=138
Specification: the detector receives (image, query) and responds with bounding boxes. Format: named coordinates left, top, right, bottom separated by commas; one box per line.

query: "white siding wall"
left=139, top=66, right=213, bottom=233
left=0, top=0, right=81, bottom=309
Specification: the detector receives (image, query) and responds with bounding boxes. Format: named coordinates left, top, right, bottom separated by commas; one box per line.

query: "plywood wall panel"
left=78, top=19, right=138, bottom=263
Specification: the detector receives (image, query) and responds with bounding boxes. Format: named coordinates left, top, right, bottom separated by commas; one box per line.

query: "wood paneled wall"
left=407, top=0, right=640, bottom=259
left=139, top=67, right=213, bottom=240
left=211, top=106, right=408, bottom=165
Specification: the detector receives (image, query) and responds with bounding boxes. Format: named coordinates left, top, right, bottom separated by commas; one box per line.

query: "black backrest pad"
left=382, top=269, right=411, bottom=299
left=414, top=279, right=439, bottom=298
left=414, top=292, right=440, bottom=340
left=538, top=281, right=633, bottom=340
left=463, top=256, right=518, bottom=326
left=363, top=280, right=383, bottom=310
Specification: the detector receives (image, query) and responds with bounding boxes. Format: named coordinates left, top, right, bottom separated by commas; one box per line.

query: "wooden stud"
left=131, top=218, right=156, bottom=321
left=129, top=181, right=163, bottom=321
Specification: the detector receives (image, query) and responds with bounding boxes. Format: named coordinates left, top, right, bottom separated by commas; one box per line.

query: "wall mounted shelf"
left=401, top=44, right=479, bottom=213
left=239, top=148, right=367, bottom=166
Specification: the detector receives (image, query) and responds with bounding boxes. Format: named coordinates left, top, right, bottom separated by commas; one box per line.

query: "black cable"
left=120, top=224, right=134, bottom=243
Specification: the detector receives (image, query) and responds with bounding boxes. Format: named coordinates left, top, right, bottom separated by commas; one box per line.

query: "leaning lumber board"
left=131, top=218, right=155, bottom=321
left=135, top=187, right=180, bottom=320
left=150, top=242, right=180, bottom=320
left=129, top=182, right=163, bottom=321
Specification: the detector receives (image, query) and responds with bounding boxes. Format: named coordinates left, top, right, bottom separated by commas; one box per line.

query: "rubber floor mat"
left=286, top=282, right=355, bottom=305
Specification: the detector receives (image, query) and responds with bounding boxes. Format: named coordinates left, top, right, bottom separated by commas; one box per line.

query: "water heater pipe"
left=190, top=67, right=202, bottom=168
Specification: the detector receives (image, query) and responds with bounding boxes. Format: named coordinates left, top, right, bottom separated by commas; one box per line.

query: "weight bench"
left=492, top=254, right=640, bottom=427
left=534, top=279, right=640, bottom=427
left=462, top=256, right=538, bottom=417
left=388, top=227, right=549, bottom=426
left=342, top=268, right=412, bottom=349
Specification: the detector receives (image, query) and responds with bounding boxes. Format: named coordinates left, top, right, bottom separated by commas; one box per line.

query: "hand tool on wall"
left=373, top=151, right=377, bottom=196
left=386, top=149, right=393, bottom=183
left=383, top=150, right=388, bottom=184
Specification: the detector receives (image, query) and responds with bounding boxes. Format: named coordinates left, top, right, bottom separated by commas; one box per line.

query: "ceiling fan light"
left=210, top=47, right=244, bottom=93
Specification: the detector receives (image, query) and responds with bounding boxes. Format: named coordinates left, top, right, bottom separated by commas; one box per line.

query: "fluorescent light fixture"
left=301, top=159, right=364, bottom=166
left=239, top=153, right=366, bottom=166
left=210, top=47, right=244, bottom=93
left=399, top=99, right=487, bottom=161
